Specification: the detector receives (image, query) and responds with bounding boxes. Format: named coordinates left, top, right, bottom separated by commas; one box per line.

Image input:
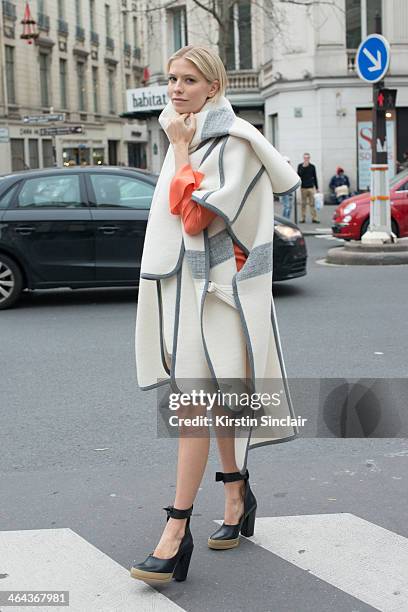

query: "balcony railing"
left=106, top=36, right=114, bottom=50
left=2, top=0, right=16, bottom=20
left=76, top=25, right=85, bottom=41
left=133, top=46, right=141, bottom=60
left=227, top=70, right=259, bottom=91
left=91, top=30, right=99, bottom=45
left=38, top=13, right=50, bottom=31
left=347, top=49, right=357, bottom=73
left=58, top=19, right=68, bottom=35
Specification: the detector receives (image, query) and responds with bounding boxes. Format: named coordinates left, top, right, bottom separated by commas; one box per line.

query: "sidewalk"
left=276, top=199, right=335, bottom=235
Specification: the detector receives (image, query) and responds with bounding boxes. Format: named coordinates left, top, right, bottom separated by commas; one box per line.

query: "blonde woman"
left=131, top=45, right=300, bottom=584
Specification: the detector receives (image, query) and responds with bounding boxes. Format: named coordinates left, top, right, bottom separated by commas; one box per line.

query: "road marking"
left=237, top=513, right=408, bottom=611
left=315, top=234, right=344, bottom=241
left=0, top=528, right=185, bottom=612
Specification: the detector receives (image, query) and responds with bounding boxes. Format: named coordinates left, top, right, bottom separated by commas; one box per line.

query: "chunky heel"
left=240, top=506, right=256, bottom=537
left=208, top=469, right=258, bottom=549
left=173, top=546, right=194, bottom=581
left=130, top=505, right=194, bottom=582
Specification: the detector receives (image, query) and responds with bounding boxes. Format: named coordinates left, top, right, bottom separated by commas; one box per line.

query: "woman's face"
left=167, top=57, right=220, bottom=114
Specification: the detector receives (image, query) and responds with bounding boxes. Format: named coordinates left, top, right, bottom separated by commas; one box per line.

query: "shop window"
left=62, top=146, right=90, bottom=166
left=42, top=139, right=54, bottom=167
left=10, top=139, right=26, bottom=171
left=92, top=148, right=105, bottom=165
left=17, top=175, right=82, bottom=208
left=89, top=174, right=153, bottom=209
left=29, top=139, right=39, bottom=169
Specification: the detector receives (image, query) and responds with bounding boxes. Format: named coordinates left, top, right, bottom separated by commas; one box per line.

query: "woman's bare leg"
left=153, top=403, right=210, bottom=559
left=212, top=403, right=245, bottom=524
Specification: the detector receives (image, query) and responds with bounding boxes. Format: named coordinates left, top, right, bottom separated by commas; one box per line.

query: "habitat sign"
left=126, top=86, right=169, bottom=113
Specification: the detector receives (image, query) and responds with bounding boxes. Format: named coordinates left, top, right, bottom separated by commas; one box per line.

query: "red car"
left=332, top=168, right=408, bottom=240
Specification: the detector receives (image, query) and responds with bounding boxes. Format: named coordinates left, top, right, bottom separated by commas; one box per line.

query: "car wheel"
left=360, top=218, right=399, bottom=239
left=0, top=253, right=24, bottom=310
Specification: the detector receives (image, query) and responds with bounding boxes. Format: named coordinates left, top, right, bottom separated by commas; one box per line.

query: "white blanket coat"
left=135, top=95, right=302, bottom=471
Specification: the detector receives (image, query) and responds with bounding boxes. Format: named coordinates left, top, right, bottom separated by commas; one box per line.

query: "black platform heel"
left=130, top=504, right=194, bottom=583
left=208, top=469, right=257, bottom=550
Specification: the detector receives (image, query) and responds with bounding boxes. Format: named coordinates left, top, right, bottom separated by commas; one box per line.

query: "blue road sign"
left=356, top=34, right=390, bottom=83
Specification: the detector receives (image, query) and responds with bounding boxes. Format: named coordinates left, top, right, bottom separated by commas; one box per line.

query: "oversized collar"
left=158, top=95, right=236, bottom=152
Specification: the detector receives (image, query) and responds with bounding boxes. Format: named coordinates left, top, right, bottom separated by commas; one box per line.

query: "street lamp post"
left=361, top=12, right=396, bottom=244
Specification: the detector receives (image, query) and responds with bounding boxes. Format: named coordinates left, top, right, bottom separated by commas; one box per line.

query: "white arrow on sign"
left=363, top=48, right=382, bottom=72
left=376, top=138, right=387, bottom=153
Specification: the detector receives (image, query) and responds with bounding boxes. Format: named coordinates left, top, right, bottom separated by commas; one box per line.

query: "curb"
left=326, top=238, right=408, bottom=265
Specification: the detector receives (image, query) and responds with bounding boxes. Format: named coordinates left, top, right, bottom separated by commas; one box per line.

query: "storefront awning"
left=120, top=94, right=264, bottom=121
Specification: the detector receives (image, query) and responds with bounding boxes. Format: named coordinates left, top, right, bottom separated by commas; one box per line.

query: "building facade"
left=124, top=0, right=407, bottom=194
left=123, top=0, right=266, bottom=174
left=261, top=0, right=408, bottom=194
left=1, top=0, right=406, bottom=194
left=0, top=0, right=148, bottom=173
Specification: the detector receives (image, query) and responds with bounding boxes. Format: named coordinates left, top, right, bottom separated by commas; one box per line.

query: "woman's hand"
left=167, top=113, right=197, bottom=147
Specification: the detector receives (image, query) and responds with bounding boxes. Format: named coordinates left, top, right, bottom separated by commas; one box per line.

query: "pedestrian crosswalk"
left=314, top=234, right=345, bottom=241
left=218, top=512, right=408, bottom=612
left=0, top=528, right=185, bottom=612
left=2, top=513, right=407, bottom=611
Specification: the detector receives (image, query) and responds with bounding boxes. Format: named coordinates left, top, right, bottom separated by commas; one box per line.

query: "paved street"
left=1, top=233, right=408, bottom=612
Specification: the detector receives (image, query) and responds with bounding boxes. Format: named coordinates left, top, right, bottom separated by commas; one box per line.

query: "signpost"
left=23, top=114, right=66, bottom=124
left=39, top=126, right=83, bottom=136
left=356, top=24, right=397, bottom=244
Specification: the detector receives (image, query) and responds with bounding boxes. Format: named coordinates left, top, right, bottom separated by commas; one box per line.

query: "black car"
left=0, top=167, right=307, bottom=309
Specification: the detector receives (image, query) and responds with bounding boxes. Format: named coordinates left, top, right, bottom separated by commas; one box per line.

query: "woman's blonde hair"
left=166, top=45, right=228, bottom=104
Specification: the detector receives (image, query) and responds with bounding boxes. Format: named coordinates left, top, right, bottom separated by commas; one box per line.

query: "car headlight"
left=342, top=215, right=352, bottom=223
left=342, top=202, right=356, bottom=215
left=275, top=224, right=302, bottom=240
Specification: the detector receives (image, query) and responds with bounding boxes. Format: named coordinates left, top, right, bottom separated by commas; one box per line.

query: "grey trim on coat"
left=139, top=378, right=171, bottom=391
left=249, top=432, right=299, bottom=449
left=169, top=262, right=184, bottom=395
left=198, top=135, right=225, bottom=167
left=185, top=249, right=206, bottom=279
left=236, top=241, right=273, bottom=281
left=269, top=296, right=300, bottom=426
left=141, top=240, right=185, bottom=280
left=209, top=228, right=235, bottom=269
left=199, top=228, right=218, bottom=384
left=274, top=178, right=302, bottom=196
left=231, top=273, right=256, bottom=390
left=156, top=279, right=171, bottom=376
left=201, top=106, right=235, bottom=140
left=191, top=133, right=267, bottom=230
left=231, top=165, right=265, bottom=224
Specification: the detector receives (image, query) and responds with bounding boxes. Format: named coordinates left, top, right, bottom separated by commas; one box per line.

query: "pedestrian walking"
left=297, top=153, right=320, bottom=223
left=132, top=45, right=301, bottom=584
left=279, top=156, right=295, bottom=219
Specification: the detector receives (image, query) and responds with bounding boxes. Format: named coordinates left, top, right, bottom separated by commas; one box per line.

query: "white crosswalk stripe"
left=237, top=513, right=408, bottom=612
left=0, top=528, right=185, bottom=612
left=314, top=234, right=345, bottom=241
left=4, top=514, right=408, bottom=611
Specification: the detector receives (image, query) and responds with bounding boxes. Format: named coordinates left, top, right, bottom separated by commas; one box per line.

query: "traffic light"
left=375, top=88, right=397, bottom=110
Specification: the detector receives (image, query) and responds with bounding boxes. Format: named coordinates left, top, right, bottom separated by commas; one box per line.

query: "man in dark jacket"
left=297, top=153, right=320, bottom=223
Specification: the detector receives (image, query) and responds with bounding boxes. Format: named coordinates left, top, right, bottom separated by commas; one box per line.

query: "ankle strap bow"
left=215, top=469, right=249, bottom=483
left=163, top=504, right=193, bottom=519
